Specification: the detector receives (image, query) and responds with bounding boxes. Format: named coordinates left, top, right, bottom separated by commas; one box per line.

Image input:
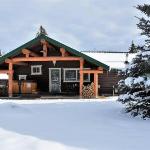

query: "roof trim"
left=0, top=35, right=42, bottom=64
left=0, top=34, right=109, bottom=70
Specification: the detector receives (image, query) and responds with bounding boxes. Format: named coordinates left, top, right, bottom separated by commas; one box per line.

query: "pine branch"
left=136, top=4, right=150, bottom=17
left=137, top=17, right=150, bottom=37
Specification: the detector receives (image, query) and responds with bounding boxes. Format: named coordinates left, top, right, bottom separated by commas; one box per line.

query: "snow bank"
left=0, top=102, right=31, bottom=115
left=0, top=98, right=149, bottom=150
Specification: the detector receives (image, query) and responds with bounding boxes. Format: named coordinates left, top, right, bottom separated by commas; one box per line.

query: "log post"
left=8, top=62, right=13, bottom=97
left=40, top=39, right=48, bottom=57
left=60, top=48, right=66, bottom=57
left=80, top=59, right=84, bottom=98
left=94, top=73, right=98, bottom=98
left=43, top=44, right=47, bottom=57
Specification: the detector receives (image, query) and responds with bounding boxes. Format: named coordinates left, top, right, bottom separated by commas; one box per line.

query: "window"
left=19, top=75, right=27, bottom=80
left=64, top=69, right=78, bottom=82
left=31, top=65, right=42, bottom=75
left=84, top=73, right=90, bottom=82
left=63, top=68, right=90, bottom=82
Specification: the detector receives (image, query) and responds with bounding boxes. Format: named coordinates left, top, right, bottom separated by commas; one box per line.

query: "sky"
left=0, top=0, right=149, bottom=54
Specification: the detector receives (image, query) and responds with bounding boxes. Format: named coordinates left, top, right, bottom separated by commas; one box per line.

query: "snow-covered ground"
left=0, top=97, right=149, bottom=150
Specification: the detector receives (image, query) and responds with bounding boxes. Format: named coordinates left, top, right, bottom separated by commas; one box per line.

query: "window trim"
left=31, top=65, right=42, bottom=75
left=19, top=75, right=27, bottom=80
left=63, top=68, right=79, bottom=82
left=63, top=68, right=90, bottom=82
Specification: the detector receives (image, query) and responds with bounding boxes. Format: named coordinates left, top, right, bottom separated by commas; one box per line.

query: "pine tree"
left=118, top=4, right=150, bottom=118
left=128, top=41, right=138, bottom=53
left=136, top=4, right=150, bottom=47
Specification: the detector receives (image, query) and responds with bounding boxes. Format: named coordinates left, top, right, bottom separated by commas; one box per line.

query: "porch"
left=0, top=57, right=103, bottom=98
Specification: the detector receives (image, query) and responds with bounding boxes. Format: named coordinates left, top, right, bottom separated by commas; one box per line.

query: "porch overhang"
left=3, top=56, right=103, bottom=98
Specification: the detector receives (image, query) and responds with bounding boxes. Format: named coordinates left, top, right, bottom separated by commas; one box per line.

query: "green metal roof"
left=0, top=34, right=109, bottom=70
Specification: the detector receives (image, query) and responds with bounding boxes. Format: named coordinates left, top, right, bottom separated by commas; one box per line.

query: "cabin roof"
left=0, top=34, right=109, bottom=70
left=83, top=52, right=136, bottom=69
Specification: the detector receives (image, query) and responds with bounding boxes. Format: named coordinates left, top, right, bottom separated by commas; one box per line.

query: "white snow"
left=145, top=79, right=150, bottom=87
left=83, top=52, right=136, bottom=69
left=124, top=76, right=150, bottom=89
left=119, top=94, right=130, bottom=101
left=0, top=98, right=149, bottom=150
left=0, top=73, right=8, bottom=79
left=134, top=77, right=145, bottom=84
left=125, top=77, right=134, bottom=86
left=141, top=50, right=150, bottom=56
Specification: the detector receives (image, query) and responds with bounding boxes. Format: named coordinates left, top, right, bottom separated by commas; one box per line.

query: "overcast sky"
left=0, top=0, right=149, bottom=54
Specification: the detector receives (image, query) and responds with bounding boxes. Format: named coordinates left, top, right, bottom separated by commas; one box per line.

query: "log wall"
left=98, top=69, right=123, bottom=95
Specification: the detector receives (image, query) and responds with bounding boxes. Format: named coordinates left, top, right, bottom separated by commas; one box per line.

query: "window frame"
left=63, top=68, right=90, bottom=82
left=31, top=65, right=42, bottom=75
left=63, top=68, right=79, bottom=82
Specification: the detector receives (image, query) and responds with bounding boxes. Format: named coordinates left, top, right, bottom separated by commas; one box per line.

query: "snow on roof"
left=0, top=74, right=8, bottom=80
left=83, top=52, right=136, bottom=69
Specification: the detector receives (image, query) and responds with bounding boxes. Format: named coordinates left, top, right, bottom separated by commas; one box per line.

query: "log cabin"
left=0, top=27, right=110, bottom=98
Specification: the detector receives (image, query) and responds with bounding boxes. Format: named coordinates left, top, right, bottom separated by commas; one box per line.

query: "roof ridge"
left=81, top=50, right=128, bottom=53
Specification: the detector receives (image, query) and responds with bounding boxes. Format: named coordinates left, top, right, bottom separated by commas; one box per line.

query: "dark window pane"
left=33, top=67, right=37, bottom=73
left=65, top=70, right=76, bottom=81
left=84, top=73, right=90, bottom=81
left=36, top=67, right=40, bottom=73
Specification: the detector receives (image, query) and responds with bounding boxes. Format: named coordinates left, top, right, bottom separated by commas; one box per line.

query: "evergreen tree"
left=128, top=41, right=138, bottom=53
left=118, top=4, right=150, bottom=118
left=136, top=4, right=150, bottom=47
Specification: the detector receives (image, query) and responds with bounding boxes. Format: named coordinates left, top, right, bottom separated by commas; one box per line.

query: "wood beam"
left=80, top=59, right=84, bottom=98
left=60, top=48, right=66, bottom=57
left=40, top=39, right=54, bottom=49
left=81, top=70, right=103, bottom=74
left=94, top=73, right=98, bottom=98
left=8, top=62, right=13, bottom=97
left=6, top=59, right=28, bottom=66
left=40, top=39, right=48, bottom=57
left=5, top=59, right=13, bottom=63
left=11, top=56, right=81, bottom=62
left=40, top=39, right=58, bottom=56
left=22, top=49, right=40, bottom=57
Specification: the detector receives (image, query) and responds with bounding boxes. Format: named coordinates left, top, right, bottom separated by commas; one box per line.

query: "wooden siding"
left=13, top=61, right=94, bottom=95
left=98, top=70, right=122, bottom=95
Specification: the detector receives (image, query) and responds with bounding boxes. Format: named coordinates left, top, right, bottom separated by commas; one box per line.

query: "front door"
left=49, top=68, right=61, bottom=94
